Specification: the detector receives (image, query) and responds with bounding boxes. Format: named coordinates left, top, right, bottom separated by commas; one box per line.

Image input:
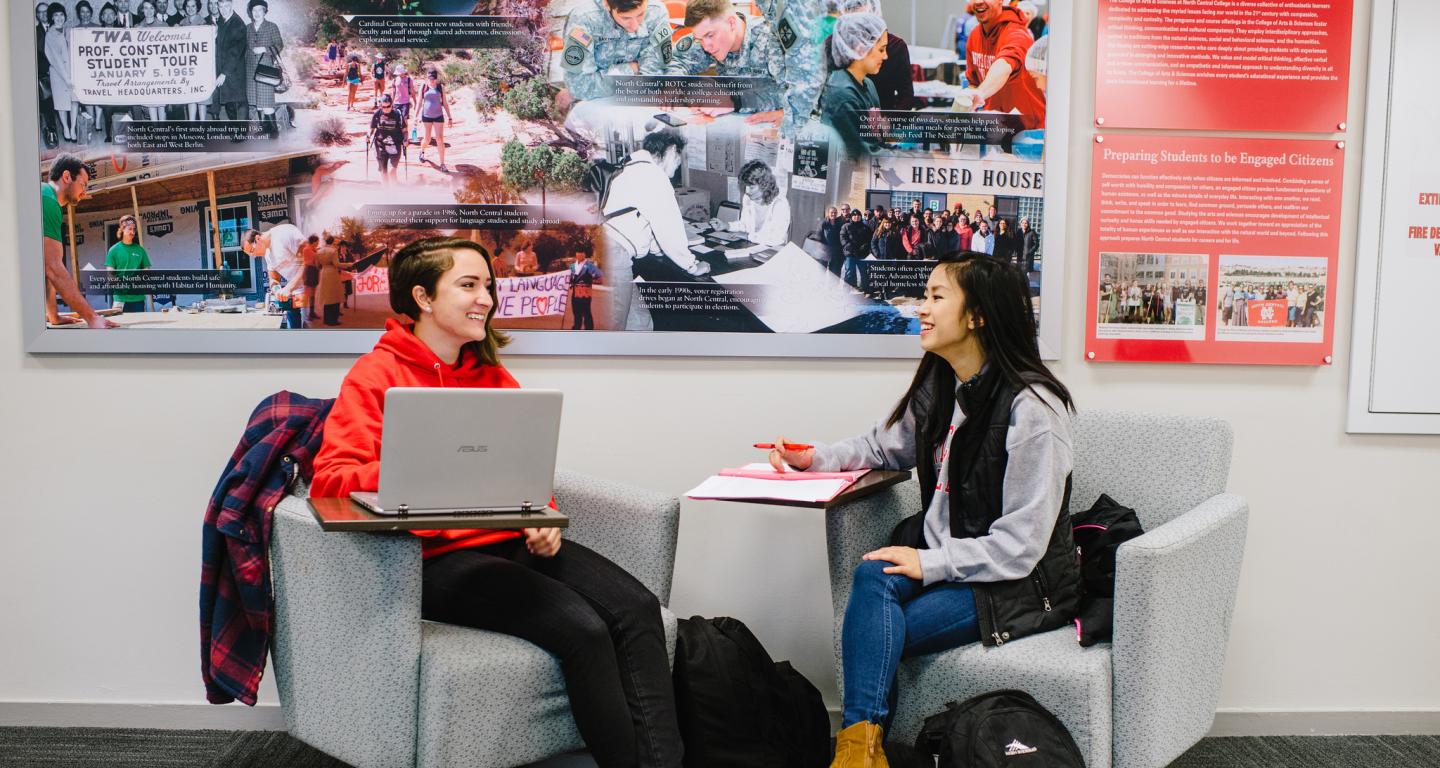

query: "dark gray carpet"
left=2, top=728, right=1440, bottom=767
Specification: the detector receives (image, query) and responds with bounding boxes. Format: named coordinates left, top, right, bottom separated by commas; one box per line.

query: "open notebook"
left=685, top=464, right=870, bottom=503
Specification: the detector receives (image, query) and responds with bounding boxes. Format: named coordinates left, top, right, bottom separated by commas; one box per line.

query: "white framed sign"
left=1347, top=0, right=1440, bottom=433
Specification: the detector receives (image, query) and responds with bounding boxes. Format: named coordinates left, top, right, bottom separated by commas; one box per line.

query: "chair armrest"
left=1111, top=492, right=1249, bottom=768
left=270, top=493, right=423, bottom=768
left=823, top=480, right=921, bottom=677
left=554, top=469, right=681, bottom=605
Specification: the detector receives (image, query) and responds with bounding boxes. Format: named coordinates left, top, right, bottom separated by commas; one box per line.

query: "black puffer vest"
left=889, top=368, right=1081, bottom=647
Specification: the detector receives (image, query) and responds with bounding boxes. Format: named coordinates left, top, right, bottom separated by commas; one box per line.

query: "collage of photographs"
left=34, top=0, right=1055, bottom=338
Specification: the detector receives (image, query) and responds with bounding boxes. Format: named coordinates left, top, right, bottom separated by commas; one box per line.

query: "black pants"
left=422, top=539, right=682, bottom=768
left=571, top=297, right=594, bottom=330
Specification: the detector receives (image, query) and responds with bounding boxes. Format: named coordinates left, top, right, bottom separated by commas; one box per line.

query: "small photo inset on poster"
left=1214, top=255, right=1326, bottom=343
left=557, top=0, right=822, bottom=141
left=1095, top=252, right=1207, bottom=341
left=819, top=0, right=1048, bottom=160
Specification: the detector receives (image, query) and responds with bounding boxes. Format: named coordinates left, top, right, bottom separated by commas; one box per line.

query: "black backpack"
left=915, top=690, right=1085, bottom=768
left=582, top=156, right=641, bottom=211
left=1071, top=494, right=1145, bottom=646
left=673, top=616, right=829, bottom=768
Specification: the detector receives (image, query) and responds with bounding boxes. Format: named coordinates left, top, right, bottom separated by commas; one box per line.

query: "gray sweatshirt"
left=809, top=383, right=1073, bottom=586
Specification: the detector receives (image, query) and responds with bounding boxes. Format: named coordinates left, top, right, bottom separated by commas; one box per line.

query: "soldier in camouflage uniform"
left=666, top=0, right=789, bottom=119
left=560, top=0, right=675, bottom=102
left=753, top=0, right=824, bottom=137
left=665, top=0, right=817, bottom=134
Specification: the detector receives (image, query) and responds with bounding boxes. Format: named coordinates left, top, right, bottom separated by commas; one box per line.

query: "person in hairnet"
left=832, top=0, right=913, bottom=111
left=821, top=12, right=888, bottom=158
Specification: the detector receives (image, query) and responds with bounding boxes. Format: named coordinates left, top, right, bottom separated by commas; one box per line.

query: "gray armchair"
left=824, top=410, right=1248, bottom=768
left=269, top=470, right=681, bottom=768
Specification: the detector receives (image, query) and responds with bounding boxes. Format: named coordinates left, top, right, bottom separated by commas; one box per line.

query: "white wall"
left=4, top=0, right=1440, bottom=733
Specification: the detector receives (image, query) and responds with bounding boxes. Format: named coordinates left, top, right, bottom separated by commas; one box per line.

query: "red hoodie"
left=965, top=6, right=1045, bottom=131
left=312, top=318, right=525, bottom=558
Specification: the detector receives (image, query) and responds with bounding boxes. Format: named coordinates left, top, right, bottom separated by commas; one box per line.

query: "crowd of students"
left=815, top=199, right=1039, bottom=288
left=1097, top=276, right=1207, bottom=326
left=1218, top=281, right=1325, bottom=329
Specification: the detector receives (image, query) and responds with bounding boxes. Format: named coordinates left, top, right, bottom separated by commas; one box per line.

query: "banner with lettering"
left=496, top=272, right=571, bottom=319
left=70, top=26, right=216, bottom=106
left=353, top=267, right=390, bottom=297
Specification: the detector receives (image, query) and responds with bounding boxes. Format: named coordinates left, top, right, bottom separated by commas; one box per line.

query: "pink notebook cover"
left=717, top=467, right=870, bottom=485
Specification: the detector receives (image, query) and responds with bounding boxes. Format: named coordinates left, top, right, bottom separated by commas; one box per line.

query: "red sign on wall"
left=1085, top=134, right=1343, bottom=365
left=1094, top=0, right=1354, bottom=132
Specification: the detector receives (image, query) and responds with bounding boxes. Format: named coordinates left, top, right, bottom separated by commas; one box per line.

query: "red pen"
left=753, top=443, right=814, bottom=451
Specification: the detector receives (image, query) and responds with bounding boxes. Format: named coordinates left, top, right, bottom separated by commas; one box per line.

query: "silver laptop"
left=350, top=388, right=563, bottom=516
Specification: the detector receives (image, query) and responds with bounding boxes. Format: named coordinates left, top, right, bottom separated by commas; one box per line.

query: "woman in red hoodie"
left=312, top=237, right=682, bottom=768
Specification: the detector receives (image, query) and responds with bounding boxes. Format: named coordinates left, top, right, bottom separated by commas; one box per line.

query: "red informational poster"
left=1094, top=0, right=1353, bottom=133
left=1086, top=134, right=1343, bottom=365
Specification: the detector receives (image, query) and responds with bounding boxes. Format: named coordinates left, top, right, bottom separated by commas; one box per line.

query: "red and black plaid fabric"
left=200, top=391, right=333, bottom=705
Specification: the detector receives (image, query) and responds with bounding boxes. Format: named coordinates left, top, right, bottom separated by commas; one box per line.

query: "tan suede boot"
left=830, top=721, right=890, bottom=768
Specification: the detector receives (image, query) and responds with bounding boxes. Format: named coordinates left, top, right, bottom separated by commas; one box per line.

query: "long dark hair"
left=887, top=252, right=1073, bottom=449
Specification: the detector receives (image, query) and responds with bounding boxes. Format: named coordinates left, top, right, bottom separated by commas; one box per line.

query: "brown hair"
left=389, top=237, right=511, bottom=365
left=685, top=0, right=732, bottom=27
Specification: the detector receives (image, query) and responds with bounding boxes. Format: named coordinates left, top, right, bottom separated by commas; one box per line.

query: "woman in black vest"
left=769, top=252, right=1079, bottom=767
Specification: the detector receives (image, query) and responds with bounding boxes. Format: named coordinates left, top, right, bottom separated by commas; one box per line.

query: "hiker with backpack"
left=767, top=252, right=1082, bottom=767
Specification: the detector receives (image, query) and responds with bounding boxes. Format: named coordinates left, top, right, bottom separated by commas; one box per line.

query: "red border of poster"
left=1094, top=0, right=1353, bottom=133
left=1085, top=135, right=1342, bottom=365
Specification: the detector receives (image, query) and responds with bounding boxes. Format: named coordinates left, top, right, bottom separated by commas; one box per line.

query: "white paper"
left=684, top=124, right=707, bottom=170
left=685, top=475, right=849, bottom=503
left=714, top=244, right=871, bottom=333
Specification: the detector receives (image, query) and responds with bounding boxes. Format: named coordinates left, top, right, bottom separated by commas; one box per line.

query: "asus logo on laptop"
left=457, top=445, right=489, bottom=453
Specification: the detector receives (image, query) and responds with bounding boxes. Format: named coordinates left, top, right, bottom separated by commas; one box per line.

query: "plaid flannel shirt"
left=201, top=391, right=334, bottom=705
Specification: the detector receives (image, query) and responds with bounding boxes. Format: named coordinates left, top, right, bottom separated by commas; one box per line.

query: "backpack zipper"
left=986, top=592, right=1011, bottom=646
left=1032, top=568, right=1053, bottom=612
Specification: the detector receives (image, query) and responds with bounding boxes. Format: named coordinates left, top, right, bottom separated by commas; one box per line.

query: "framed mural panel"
left=14, top=0, right=1071, bottom=358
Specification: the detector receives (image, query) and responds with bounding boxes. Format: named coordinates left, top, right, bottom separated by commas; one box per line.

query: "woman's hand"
left=524, top=526, right=562, bottom=558
left=768, top=435, right=814, bottom=473
left=863, top=546, right=921, bottom=579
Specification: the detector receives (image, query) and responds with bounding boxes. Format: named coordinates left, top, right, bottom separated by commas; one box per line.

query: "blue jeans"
left=841, top=560, right=981, bottom=729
